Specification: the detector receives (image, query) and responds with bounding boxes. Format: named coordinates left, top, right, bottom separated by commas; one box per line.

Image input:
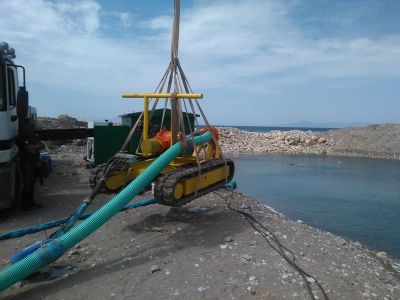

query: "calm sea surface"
left=201, top=125, right=335, bottom=132
left=231, top=126, right=335, bottom=132
left=232, top=154, right=400, bottom=258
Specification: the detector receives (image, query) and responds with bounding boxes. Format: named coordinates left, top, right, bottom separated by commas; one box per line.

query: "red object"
left=154, top=128, right=171, bottom=152
left=199, top=127, right=220, bottom=140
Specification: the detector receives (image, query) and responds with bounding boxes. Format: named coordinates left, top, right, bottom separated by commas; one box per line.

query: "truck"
left=0, top=42, right=37, bottom=209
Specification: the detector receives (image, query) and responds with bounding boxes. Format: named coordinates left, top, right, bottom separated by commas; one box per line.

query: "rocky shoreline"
left=36, top=115, right=400, bottom=161
left=218, top=124, right=400, bottom=160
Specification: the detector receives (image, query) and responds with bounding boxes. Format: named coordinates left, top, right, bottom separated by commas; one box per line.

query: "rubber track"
left=89, top=163, right=106, bottom=190
left=154, top=159, right=235, bottom=207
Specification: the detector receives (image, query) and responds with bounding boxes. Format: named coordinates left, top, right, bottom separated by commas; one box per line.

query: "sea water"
left=230, top=125, right=334, bottom=132
left=232, top=154, right=400, bottom=258
left=202, top=125, right=334, bottom=132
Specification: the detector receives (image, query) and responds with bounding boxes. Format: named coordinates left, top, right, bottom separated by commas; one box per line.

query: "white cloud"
left=50, top=0, right=101, bottom=34
left=118, top=12, right=133, bottom=28
left=0, top=0, right=399, bottom=108
left=0, top=0, right=164, bottom=99
left=172, top=0, right=400, bottom=91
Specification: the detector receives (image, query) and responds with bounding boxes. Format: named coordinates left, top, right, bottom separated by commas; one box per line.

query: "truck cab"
left=0, top=42, right=31, bottom=209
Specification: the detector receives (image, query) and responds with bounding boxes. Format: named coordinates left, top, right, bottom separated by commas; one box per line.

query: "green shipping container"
left=94, top=109, right=197, bottom=164
left=93, top=125, right=130, bottom=164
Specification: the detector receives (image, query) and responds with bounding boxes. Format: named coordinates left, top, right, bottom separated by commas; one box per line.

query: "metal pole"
left=143, top=96, right=149, bottom=140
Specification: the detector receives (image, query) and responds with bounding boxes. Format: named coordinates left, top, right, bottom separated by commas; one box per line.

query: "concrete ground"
left=1, top=144, right=399, bottom=299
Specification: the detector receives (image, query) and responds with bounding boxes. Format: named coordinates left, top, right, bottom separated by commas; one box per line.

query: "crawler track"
left=154, top=159, right=235, bottom=207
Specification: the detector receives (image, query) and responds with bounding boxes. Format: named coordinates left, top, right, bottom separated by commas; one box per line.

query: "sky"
left=0, top=0, right=399, bottom=126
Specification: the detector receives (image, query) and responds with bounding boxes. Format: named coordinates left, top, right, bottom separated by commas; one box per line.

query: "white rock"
left=307, top=277, right=315, bottom=283
left=224, top=236, right=234, bottom=242
left=248, top=240, right=257, bottom=246
left=240, top=254, right=252, bottom=262
left=376, top=251, right=388, bottom=259
left=151, top=265, right=161, bottom=273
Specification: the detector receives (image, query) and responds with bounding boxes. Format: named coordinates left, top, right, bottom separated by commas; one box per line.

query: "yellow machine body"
left=173, top=164, right=231, bottom=200
left=104, top=156, right=202, bottom=192
left=99, top=92, right=234, bottom=206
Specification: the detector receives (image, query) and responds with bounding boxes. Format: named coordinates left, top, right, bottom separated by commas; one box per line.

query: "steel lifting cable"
left=179, top=68, right=223, bottom=157
left=175, top=61, right=207, bottom=159
left=168, top=0, right=204, bottom=199
left=177, top=74, right=194, bottom=134
left=176, top=61, right=224, bottom=159
left=131, top=66, right=172, bottom=154
left=173, top=64, right=204, bottom=200
left=125, top=0, right=227, bottom=199
left=120, top=60, right=172, bottom=153
left=149, top=61, right=173, bottom=123
left=159, top=64, right=174, bottom=130
left=171, top=0, right=227, bottom=188
left=124, top=0, right=182, bottom=153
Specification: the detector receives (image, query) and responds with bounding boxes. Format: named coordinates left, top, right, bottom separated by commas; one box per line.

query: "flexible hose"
left=0, top=132, right=212, bottom=292
left=0, top=199, right=156, bottom=241
left=7, top=199, right=157, bottom=265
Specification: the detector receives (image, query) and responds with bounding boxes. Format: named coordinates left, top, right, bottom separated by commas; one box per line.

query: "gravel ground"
left=1, top=145, right=399, bottom=299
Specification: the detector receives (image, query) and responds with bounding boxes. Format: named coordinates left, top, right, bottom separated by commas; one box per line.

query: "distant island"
left=271, top=120, right=372, bottom=129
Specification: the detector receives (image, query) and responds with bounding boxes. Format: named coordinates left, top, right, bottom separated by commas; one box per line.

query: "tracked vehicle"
left=90, top=0, right=234, bottom=206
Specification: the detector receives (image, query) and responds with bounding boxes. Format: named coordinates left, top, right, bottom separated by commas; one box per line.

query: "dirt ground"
left=1, top=145, right=400, bottom=299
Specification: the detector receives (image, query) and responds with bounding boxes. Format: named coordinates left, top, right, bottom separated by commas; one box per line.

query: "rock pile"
left=36, top=114, right=87, bottom=129
left=217, top=124, right=400, bottom=160
left=325, top=123, right=400, bottom=160
left=35, top=113, right=400, bottom=160
left=218, top=127, right=334, bottom=156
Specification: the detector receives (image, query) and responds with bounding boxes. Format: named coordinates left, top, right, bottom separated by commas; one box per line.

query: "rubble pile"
left=36, top=114, right=87, bottom=129
left=325, top=123, right=400, bottom=160
left=35, top=113, right=400, bottom=160
left=218, top=127, right=333, bottom=156
left=218, top=124, right=400, bottom=160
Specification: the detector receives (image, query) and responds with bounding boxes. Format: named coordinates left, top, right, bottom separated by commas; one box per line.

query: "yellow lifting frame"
left=122, top=93, right=203, bottom=99
left=122, top=93, right=203, bottom=142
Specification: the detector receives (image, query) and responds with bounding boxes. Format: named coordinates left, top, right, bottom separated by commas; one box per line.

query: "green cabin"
left=93, top=109, right=197, bottom=164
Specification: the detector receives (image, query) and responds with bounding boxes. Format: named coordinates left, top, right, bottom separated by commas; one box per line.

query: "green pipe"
left=0, top=132, right=212, bottom=292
